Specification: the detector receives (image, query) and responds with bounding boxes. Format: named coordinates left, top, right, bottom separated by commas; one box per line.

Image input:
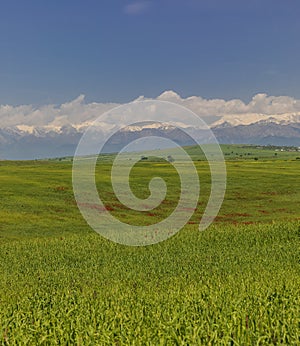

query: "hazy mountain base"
left=1, top=120, right=299, bottom=159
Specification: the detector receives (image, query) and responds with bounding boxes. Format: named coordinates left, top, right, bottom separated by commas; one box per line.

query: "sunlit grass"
left=0, top=145, right=299, bottom=344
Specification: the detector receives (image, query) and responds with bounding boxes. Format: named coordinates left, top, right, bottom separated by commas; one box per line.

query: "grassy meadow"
left=0, top=145, right=299, bottom=345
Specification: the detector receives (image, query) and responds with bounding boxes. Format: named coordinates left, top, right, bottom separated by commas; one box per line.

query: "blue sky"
left=1, top=0, right=300, bottom=105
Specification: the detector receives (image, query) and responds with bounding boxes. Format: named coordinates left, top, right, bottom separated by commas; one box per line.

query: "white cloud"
left=156, top=91, right=300, bottom=116
left=1, top=91, right=300, bottom=131
left=154, top=91, right=300, bottom=125
left=158, top=90, right=182, bottom=101
left=0, top=95, right=119, bottom=129
left=124, top=1, right=151, bottom=15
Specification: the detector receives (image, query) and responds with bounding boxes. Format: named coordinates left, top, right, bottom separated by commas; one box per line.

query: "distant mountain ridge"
left=0, top=117, right=299, bottom=160
left=212, top=121, right=300, bottom=146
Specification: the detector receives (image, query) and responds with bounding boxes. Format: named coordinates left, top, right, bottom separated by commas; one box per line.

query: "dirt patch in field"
left=224, top=213, right=252, bottom=217
left=71, top=201, right=119, bottom=212
left=261, top=191, right=278, bottom=196
left=54, top=186, right=69, bottom=192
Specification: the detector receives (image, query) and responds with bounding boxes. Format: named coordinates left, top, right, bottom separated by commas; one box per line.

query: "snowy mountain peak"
left=121, top=122, right=175, bottom=132
left=212, top=112, right=300, bottom=128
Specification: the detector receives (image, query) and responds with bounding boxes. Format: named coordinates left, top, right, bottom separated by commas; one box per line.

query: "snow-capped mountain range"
left=1, top=91, right=300, bottom=159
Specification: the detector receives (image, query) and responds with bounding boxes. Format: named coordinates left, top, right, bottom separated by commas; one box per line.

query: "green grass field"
left=0, top=145, right=299, bottom=345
